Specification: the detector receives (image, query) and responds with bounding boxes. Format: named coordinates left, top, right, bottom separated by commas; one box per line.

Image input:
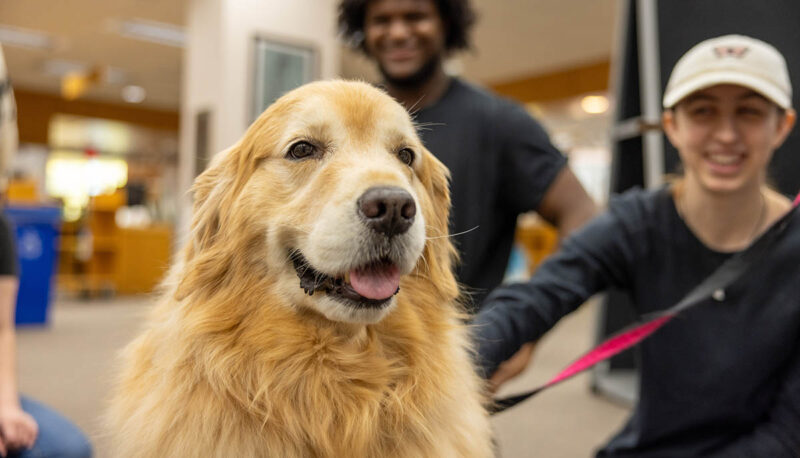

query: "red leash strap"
left=490, top=192, right=800, bottom=414
left=490, top=315, right=676, bottom=413
left=544, top=315, right=673, bottom=387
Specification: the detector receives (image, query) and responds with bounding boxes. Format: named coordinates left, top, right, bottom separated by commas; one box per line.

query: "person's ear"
left=662, top=109, right=681, bottom=149
left=771, top=108, right=796, bottom=150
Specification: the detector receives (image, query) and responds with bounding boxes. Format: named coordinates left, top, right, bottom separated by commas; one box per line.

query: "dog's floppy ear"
left=174, top=142, right=252, bottom=301
left=417, top=148, right=459, bottom=300
left=187, top=147, right=235, bottom=254
left=173, top=104, right=287, bottom=301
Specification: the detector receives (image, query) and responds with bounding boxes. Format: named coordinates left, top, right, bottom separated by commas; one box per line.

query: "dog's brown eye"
left=287, top=141, right=318, bottom=160
left=397, top=148, right=415, bottom=166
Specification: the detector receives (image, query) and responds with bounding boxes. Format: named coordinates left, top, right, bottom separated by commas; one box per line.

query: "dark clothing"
left=413, top=78, right=567, bottom=309
left=0, top=213, right=16, bottom=276
left=474, top=187, right=800, bottom=457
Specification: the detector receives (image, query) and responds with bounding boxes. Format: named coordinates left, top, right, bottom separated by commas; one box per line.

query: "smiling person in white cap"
left=663, top=35, right=795, bottom=253
left=474, top=35, right=800, bottom=456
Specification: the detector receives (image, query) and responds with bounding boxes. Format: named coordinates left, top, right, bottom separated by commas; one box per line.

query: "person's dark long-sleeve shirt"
left=474, top=187, right=800, bottom=457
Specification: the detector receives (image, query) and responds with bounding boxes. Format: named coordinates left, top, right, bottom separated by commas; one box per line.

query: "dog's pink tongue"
left=349, top=263, right=400, bottom=300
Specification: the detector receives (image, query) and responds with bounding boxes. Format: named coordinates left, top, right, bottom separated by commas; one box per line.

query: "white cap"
left=662, top=35, right=792, bottom=109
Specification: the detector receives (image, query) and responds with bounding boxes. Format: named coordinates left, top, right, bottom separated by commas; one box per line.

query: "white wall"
left=178, top=0, right=340, bottom=238
left=220, top=0, right=340, bottom=148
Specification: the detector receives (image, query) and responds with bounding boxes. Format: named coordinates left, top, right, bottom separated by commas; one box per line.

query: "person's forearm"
left=472, top=254, right=600, bottom=378
left=0, top=328, right=19, bottom=410
left=0, top=277, right=20, bottom=410
left=472, top=292, right=548, bottom=378
left=474, top=205, right=635, bottom=379
left=557, top=197, right=597, bottom=239
left=536, top=167, right=598, bottom=239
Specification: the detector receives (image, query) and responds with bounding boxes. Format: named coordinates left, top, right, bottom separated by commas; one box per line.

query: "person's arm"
left=0, top=213, right=37, bottom=456
left=536, top=166, right=598, bottom=238
left=473, top=204, right=638, bottom=379
left=494, top=101, right=598, bottom=239
left=704, top=342, right=800, bottom=457
left=0, top=276, right=37, bottom=456
left=486, top=103, right=598, bottom=389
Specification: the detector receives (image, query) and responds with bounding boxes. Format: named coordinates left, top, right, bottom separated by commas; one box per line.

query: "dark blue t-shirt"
left=475, top=187, right=800, bottom=457
left=414, top=78, right=567, bottom=309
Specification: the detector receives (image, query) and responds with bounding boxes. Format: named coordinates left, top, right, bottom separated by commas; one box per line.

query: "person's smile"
left=702, top=149, right=747, bottom=176
left=384, top=46, right=419, bottom=62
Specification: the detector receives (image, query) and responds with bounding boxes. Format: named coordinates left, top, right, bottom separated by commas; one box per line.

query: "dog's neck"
left=297, top=307, right=369, bottom=343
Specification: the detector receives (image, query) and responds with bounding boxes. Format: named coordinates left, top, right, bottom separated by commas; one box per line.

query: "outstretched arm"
left=473, top=203, right=638, bottom=379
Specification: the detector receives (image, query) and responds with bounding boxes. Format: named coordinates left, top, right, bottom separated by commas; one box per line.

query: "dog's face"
left=177, top=81, right=455, bottom=324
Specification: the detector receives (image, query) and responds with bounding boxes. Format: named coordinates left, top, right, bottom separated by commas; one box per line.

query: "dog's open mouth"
left=291, top=252, right=400, bottom=308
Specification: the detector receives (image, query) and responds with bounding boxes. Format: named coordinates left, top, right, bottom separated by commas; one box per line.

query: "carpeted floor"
left=16, top=295, right=630, bottom=457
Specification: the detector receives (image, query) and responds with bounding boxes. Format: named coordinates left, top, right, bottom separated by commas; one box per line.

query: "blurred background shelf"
left=56, top=189, right=172, bottom=297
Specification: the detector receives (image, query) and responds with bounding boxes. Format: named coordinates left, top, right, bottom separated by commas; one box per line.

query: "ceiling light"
left=42, top=59, right=88, bottom=78
left=580, top=95, right=609, bottom=114
left=43, top=59, right=127, bottom=84
left=103, top=67, right=128, bottom=85
left=0, top=24, right=53, bottom=50
left=115, top=19, right=185, bottom=47
left=62, top=67, right=103, bottom=100
left=121, top=85, right=146, bottom=104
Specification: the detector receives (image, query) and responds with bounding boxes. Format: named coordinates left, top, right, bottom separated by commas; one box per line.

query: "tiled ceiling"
left=1, top=0, right=186, bottom=110
left=1, top=0, right=616, bottom=111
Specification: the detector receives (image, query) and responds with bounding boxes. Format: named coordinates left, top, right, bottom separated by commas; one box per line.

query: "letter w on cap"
left=714, top=46, right=749, bottom=58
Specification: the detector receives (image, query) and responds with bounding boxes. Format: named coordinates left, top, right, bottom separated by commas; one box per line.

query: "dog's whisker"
left=413, top=121, right=445, bottom=133
left=412, top=121, right=445, bottom=128
left=425, top=225, right=479, bottom=240
left=406, top=94, right=428, bottom=116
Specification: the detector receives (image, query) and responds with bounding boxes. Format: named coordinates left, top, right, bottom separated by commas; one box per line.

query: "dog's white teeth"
left=344, top=272, right=350, bottom=284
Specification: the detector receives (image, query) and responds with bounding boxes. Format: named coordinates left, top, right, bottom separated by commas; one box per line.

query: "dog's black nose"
left=357, top=186, right=416, bottom=237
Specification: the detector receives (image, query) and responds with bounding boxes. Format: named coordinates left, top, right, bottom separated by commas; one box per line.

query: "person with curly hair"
left=338, top=0, right=597, bottom=312
left=338, top=0, right=597, bottom=389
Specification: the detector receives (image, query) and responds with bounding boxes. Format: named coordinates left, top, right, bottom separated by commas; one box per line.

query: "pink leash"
left=491, top=192, right=800, bottom=414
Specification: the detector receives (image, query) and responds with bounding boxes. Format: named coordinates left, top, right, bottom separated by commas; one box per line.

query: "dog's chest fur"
left=109, top=294, right=491, bottom=458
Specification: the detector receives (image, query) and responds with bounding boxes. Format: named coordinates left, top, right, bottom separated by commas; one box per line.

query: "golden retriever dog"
left=107, top=80, right=492, bottom=457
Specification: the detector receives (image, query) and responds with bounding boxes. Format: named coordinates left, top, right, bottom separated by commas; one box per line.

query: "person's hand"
left=0, top=405, right=38, bottom=456
left=487, top=342, right=537, bottom=395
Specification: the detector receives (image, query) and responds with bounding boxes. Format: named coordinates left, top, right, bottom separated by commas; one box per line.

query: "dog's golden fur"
left=107, top=80, right=492, bottom=457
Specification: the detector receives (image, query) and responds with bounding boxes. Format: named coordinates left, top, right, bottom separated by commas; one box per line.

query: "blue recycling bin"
left=3, top=206, right=61, bottom=325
